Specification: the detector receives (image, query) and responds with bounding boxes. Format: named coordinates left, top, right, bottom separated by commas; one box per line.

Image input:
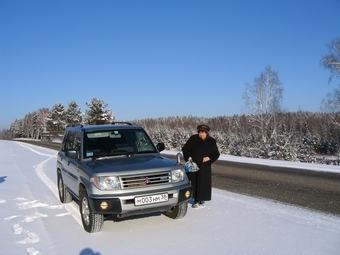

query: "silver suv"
left=56, top=122, right=192, bottom=233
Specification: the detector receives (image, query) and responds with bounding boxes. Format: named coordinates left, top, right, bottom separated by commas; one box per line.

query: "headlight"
left=91, top=176, right=121, bottom=190
left=171, top=169, right=184, bottom=183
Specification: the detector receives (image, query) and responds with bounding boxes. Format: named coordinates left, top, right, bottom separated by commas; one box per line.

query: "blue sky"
left=1, top=0, right=339, bottom=130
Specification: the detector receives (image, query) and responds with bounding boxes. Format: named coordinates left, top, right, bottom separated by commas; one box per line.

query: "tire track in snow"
left=19, top=142, right=82, bottom=226
left=17, top=142, right=56, bottom=157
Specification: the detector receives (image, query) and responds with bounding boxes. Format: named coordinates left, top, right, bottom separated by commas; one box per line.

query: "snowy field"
left=1, top=140, right=340, bottom=255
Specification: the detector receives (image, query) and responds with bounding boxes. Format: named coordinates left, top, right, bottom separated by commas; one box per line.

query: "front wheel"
left=164, top=202, right=188, bottom=219
left=57, top=171, right=72, bottom=203
left=79, top=189, right=104, bottom=233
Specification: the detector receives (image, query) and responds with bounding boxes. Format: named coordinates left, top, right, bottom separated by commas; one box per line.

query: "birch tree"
left=321, top=37, right=340, bottom=112
left=243, top=66, right=284, bottom=148
left=321, top=37, right=340, bottom=83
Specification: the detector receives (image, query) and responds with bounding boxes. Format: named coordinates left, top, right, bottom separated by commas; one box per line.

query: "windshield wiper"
left=91, top=151, right=128, bottom=160
left=90, top=149, right=156, bottom=160
left=134, top=150, right=157, bottom=154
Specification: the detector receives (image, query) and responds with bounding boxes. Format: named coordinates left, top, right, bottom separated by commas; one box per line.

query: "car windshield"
left=83, top=129, right=157, bottom=159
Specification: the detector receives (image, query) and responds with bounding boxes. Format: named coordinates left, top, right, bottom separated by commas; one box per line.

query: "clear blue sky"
left=1, top=0, right=339, bottom=130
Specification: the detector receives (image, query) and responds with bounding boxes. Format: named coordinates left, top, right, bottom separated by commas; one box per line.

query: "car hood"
left=84, top=154, right=179, bottom=174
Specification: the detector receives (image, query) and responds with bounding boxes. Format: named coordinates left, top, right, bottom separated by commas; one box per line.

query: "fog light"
left=100, top=201, right=109, bottom=210
left=185, top=190, right=191, bottom=198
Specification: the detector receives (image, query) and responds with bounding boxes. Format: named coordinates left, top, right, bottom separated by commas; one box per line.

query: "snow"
left=1, top=140, right=340, bottom=255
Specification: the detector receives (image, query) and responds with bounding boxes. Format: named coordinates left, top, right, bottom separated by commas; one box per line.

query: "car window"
left=83, top=129, right=156, bottom=158
left=61, top=131, right=72, bottom=152
left=74, top=132, right=81, bottom=152
left=134, top=130, right=155, bottom=152
left=63, top=131, right=81, bottom=152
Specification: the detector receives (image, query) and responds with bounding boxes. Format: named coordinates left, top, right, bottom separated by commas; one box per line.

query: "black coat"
left=182, top=134, right=220, bottom=201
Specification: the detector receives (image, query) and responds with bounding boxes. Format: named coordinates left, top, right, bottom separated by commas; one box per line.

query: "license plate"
left=134, top=193, right=168, bottom=206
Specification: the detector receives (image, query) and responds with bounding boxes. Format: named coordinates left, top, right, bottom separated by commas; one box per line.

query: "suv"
left=56, top=122, right=192, bottom=233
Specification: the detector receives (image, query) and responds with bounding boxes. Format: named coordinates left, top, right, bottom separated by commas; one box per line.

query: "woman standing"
left=182, top=124, right=220, bottom=208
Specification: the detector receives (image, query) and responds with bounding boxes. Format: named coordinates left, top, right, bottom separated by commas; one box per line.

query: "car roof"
left=66, top=122, right=143, bottom=132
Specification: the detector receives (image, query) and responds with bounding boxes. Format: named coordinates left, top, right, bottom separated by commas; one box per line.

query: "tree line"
left=0, top=98, right=114, bottom=140
left=1, top=109, right=340, bottom=165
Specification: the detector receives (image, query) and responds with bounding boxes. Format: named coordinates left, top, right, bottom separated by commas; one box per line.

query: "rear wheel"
left=57, top=171, right=72, bottom=203
left=79, top=189, right=104, bottom=233
left=164, top=202, right=188, bottom=219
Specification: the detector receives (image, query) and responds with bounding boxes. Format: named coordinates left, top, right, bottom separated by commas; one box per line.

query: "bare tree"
left=243, top=66, right=284, bottom=146
left=321, top=37, right=340, bottom=83
left=322, top=87, right=340, bottom=113
left=321, top=37, right=340, bottom=124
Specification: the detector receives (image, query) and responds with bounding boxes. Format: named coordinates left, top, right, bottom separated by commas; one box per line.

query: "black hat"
left=197, top=124, right=210, bottom=133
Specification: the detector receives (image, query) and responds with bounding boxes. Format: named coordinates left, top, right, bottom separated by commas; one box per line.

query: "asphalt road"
left=17, top=140, right=340, bottom=216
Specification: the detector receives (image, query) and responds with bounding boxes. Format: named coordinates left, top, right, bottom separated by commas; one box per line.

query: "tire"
left=57, top=171, right=72, bottom=203
left=164, top=202, right=188, bottom=219
left=79, top=189, right=104, bottom=233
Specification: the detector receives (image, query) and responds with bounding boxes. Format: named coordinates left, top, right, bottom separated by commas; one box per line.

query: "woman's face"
left=198, top=130, right=208, bottom=140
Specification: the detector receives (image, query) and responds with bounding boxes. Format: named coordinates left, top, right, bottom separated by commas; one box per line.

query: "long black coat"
left=182, top=134, right=220, bottom=202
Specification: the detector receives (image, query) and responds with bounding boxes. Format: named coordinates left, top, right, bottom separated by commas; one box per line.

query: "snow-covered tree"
left=0, top=128, right=13, bottom=139
left=65, top=100, right=82, bottom=126
left=22, top=112, right=35, bottom=138
left=46, top=103, right=66, bottom=135
left=84, top=98, right=114, bottom=125
left=9, top=119, right=24, bottom=138
left=35, top=108, right=49, bottom=139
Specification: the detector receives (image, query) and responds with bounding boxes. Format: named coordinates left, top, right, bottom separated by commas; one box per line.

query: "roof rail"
left=67, top=124, right=83, bottom=128
left=111, top=122, right=133, bottom=125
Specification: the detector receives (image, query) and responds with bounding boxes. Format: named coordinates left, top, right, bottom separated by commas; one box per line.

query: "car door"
left=61, top=130, right=81, bottom=194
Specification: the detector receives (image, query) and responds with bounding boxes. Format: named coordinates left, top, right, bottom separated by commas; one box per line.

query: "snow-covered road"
left=1, top=140, right=340, bottom=255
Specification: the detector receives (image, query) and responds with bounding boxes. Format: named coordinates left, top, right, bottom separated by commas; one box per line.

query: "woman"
left=182, top=124, right=220, bottom=208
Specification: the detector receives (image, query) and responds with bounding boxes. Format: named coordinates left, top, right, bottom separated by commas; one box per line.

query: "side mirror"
left=156, top=142, right=165, bottom=152
left=66, top=149, right=78, bottom=159
left=176, top=153, right=182, bottom=164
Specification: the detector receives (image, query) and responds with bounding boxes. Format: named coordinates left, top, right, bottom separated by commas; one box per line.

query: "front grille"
left=121, top=172, right=171, bottom=189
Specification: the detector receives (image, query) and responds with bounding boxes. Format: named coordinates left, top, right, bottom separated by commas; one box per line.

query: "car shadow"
left=79, top=248, right=101, bottom=255
left=0, top=176, right=7, bottom=184
left=105, top=211, right=163, bottom=223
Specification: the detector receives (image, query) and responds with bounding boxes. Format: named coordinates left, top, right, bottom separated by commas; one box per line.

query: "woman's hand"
left=203, top=157, right=210, bottom=162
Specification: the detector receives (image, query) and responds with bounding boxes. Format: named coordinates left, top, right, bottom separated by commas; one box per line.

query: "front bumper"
left=87, top=184, right=193, bottom=216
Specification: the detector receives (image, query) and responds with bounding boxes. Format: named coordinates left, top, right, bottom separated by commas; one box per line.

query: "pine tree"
left=84, top=98, right=114, bottom=125
left=46, top=103, right=66, bottom=135
left=65, top=100, right=82, bottom=126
